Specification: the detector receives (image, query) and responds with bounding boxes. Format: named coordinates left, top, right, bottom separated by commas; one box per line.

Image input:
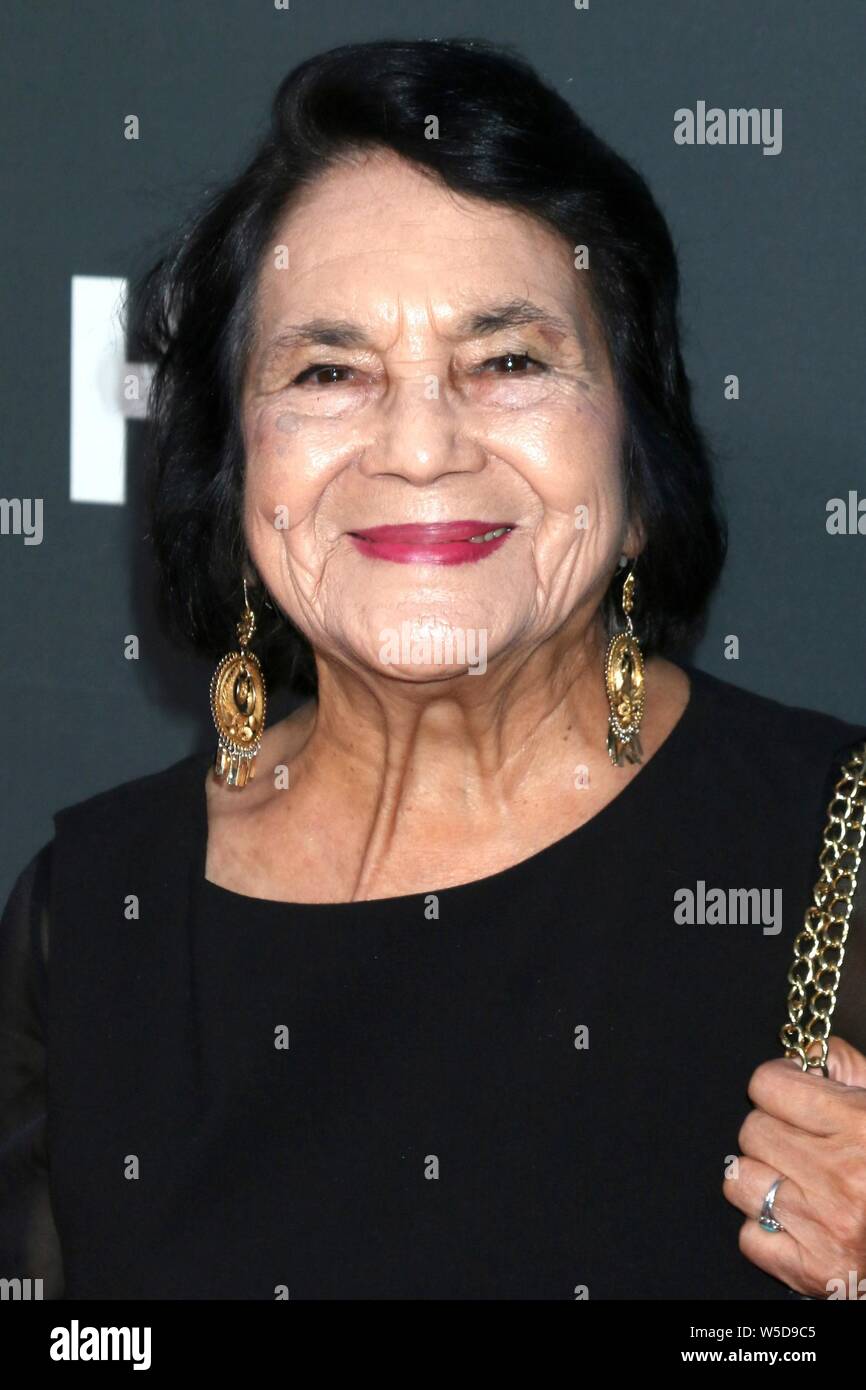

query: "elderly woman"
left=1, top=38, right=865, bottom=1302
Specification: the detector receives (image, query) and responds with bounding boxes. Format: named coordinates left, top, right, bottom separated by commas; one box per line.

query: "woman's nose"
left=358, top=375, right=486, bottom=484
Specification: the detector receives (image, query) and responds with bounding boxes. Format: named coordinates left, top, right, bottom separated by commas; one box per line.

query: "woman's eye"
left=288, top=352, right=548, bottom=390
left=292, top=364, right=356, bottom=386
left=476, top=352, right=546, bottom=374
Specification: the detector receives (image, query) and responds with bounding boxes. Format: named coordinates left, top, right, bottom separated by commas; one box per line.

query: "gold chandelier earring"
left=210, top=577, right=267, bottom=788
left=604, top=556, right=645, bottom=767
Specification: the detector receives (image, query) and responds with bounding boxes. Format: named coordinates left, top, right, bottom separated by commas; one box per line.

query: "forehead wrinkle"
left=389, top=288, right=436, bottom=358
left=252, top=286, right=597, bottom=373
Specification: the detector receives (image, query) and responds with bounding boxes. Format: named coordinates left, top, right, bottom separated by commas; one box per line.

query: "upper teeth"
left=468, top=527, right=510, bottom=543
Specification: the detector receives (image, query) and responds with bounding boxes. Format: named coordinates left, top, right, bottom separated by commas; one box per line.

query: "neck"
left=299, top=608, right=617, bottom=813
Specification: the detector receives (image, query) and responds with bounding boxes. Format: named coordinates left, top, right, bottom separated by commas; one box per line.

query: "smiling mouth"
left=346, top=520, right=516, bottom=565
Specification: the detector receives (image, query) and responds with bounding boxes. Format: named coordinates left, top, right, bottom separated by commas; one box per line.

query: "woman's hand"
left=724, top=1036, right=866, bottom=1298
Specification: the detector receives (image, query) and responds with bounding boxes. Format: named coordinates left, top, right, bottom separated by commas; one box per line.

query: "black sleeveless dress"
left=2, top=662, right=865, bottom=1300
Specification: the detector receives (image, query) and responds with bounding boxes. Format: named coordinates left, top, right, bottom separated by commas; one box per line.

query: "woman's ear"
left=244, top=563, right=276, bottom=613
left=621, top=516, right=646, bottom=562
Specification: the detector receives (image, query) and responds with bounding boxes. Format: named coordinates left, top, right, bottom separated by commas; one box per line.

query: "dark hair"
left=132, top=36, right=727, bottom=696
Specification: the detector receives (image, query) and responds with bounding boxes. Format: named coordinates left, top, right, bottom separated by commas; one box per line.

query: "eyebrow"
left=254, top=297, right=587, bottom=364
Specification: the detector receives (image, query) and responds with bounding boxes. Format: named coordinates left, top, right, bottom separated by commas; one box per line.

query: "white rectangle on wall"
left=70, top=275, right=128, bottom=504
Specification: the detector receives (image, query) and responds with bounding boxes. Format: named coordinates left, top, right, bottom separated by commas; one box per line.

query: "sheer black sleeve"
left=0, top=842, right=65, bottom=1298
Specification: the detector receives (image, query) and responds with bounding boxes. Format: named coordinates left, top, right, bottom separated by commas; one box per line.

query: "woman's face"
left=242, top=149, right=636, bottom=681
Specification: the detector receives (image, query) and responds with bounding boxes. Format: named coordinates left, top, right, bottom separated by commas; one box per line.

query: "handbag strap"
left=780, top=739, right=866, bottom=1075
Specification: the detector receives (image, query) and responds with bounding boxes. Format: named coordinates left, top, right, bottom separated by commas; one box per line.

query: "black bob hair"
left=132, top=36, right=727, bottom=696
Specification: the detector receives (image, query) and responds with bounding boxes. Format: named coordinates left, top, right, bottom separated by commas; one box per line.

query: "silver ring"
left=758, top=1176, right=786, bottom=1233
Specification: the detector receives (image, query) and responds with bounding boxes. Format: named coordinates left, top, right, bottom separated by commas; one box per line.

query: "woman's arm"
left=0, top=842, right=65, bottom=1298
left=725, top=740, right=866, bottom=1297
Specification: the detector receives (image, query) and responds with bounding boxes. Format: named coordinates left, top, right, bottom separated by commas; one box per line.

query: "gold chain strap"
left=780, top=740, right=866, bottom=1075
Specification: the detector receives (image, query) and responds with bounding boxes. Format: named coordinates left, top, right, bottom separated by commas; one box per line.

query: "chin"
left=372, top=659, right=489, bottom=683
left=364, top=616, right=491, bottom=680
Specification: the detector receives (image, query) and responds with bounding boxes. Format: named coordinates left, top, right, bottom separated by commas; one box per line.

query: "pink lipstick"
left=347, top=520, right=514, bottom=565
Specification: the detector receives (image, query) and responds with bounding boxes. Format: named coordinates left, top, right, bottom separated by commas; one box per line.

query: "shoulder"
left=682, top=663, right=866, bottom=820
left=685, top=662, right=866, bottom=758
left=51, top=749, right=209, bottom=837
left=2, top=752, right=210, bottom=930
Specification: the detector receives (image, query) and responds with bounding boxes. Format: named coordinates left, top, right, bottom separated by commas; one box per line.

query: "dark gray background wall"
left=2, top=0, right=864, bottom=901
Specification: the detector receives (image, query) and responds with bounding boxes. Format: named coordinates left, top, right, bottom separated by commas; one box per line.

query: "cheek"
left=243, top=404, right=348, bottom=534
left=483, top=389, right=625, bottom=523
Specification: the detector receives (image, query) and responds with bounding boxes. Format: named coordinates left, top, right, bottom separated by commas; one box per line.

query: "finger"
left=736, top=1110, right=866, bottom=1261
left=722, top=1154, right=819, bottom=1244
left=738, top=1106, right=827, bottom=1179
left=747, top=1056, right=862, bottom=1136
left=825, top=1036, right=866, bottom=1089
left=736, top=1213, right=812, bottom=1296
left=724, top=1157, right=858, bottom=1299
